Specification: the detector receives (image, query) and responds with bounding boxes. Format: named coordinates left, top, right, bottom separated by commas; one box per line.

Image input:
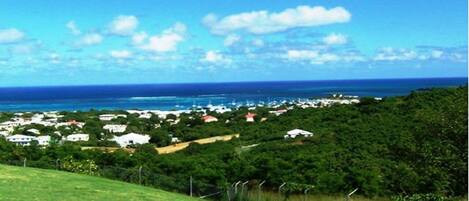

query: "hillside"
left=0, top=164, right=198, bottom=201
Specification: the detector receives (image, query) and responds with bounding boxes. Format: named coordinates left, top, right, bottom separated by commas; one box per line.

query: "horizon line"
left=1, top=76, right=467, bottom=89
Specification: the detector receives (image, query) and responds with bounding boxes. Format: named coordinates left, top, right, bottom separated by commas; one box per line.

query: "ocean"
left=0, top=77, right=466, bottom=112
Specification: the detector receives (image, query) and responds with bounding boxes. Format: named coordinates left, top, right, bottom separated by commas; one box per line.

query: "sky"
left=0, top=0, right=467, bottom=87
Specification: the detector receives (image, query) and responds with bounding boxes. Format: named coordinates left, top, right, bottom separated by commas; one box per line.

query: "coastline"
left=0, top=77, right=466, bottom=112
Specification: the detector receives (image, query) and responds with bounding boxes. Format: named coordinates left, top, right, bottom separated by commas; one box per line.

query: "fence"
left=2, top=159, right=359, bottom=201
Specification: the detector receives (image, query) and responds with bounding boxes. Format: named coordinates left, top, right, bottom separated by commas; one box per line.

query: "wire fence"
left=2, top=159, right=357, bottom=201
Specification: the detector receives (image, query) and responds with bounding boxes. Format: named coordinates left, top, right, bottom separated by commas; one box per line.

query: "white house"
left=0, top=124, right=14, bottom=133
left=65, top=134, right=89, bottom=142
left=0, top=131, right=9, bottom=137
left=26, top=128, right=40, bottom=135
left=112, top=133, right=150, bottom=147
left=6, top=134, right=36, bottom=146
left=103, top=124, right=127, bottom=133
left=269, top=109, right=288, bottom=116
left=36, top=135, right=51, bottom=146
left=284, top=129, right=313, bottom=139
left=171, top=137, right=180, bottom=143
left=138, top=113, right=152, bottom=119
left=99, top=114, right=127, bottom=121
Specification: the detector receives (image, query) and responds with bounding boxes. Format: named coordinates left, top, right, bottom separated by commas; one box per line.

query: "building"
left=6, top=134, right=37, bottom=146
left=0, top=131, right=9, bottom=137
left=65, top=134, right=89, bottom=142
left=112, top=133, right=150, bottom=147
left=36, top=136, right=51, bottom=146
left=99, top=114, right=127, bottom=121
left=26, top=128, right=40, bottom=135
left=269, top=109, right=288, bottom=116
left=171, top=137, right=180, bottom=143
left=138, top=113, right=152, bottom=119
left=103, top=124, right=127, bottom=133
left=284, top=129, right=313, bottom=139
left=245, top=112, right=256, bottom=122
left=202, top=115, right=218, bottom=123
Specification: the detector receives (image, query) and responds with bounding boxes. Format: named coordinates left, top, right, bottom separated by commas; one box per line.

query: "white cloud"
left=286, top=50, right=319, bottom=60
left=132, top=31, right=148, bottom=45
left=49, top=53, right=61, bottom=64
left=201, top=50, right=231, bottom=64
left=0, top=28, right=25, bottom=44
left=110, top=50, right=132, bottom=59
left=323, top=33, right=347, bottom=45
left=285, top=50, right=337, bottom=64
left=77, top=33, right=103, bottom=46
left=66, top=21, right=81, bottom=35
left=431, top=50, right=443, bottom=58
left=138, top=22, right=186, bottom=52
left=252, top=39, right=264, bottom=47
left=203, top=5, right=351, bottom=35
left=9, top=44, right=34, bottom=54
left=224, top=34, right=241, bottom=46
left=284, top=49, right=363, bottom=64
left=373, top=48, right=418, bottom=61
left=108, top=15, right=138, bottom=36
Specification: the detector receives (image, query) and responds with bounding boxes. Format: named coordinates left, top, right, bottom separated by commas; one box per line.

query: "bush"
left=61, top=156, right=99, bottom=175
left=391, top=194, right=458, bottom=201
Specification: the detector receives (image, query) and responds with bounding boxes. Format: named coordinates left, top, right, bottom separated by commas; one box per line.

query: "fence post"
left=304, top=188, right=310, bottom=201
left=278, top=182, right=286, bottom=198
left=138, top=166, right=143, bottom=185
left=23, top=158, right=27, bottom=167
left=278, top=182, right=286, bottom=194
left=345, top=188, right=358, bottom=201
left=258, top=180, right=265, bottom=201
left=190, top=176, right=193, bottom=197
left=234, top=181, right=241, bottom=194
left=240, top=181, right=248, bottom=201
left=227, top=187, right=231, bottom=201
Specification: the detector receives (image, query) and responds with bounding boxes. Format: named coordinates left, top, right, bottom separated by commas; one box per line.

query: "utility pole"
left=257, top=180, right=265, bottom=201
left=345, top=188, right=358, bottom=201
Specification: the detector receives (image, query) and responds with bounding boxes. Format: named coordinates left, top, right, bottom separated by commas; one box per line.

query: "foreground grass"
left=0, top=164, right=199, bottom=201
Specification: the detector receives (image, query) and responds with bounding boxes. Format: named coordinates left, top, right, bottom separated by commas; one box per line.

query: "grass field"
left=0, top=164, right=199, bottom=201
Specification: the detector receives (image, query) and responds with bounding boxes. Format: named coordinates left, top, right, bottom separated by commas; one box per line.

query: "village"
left=0, top=95, right=362, bottom=149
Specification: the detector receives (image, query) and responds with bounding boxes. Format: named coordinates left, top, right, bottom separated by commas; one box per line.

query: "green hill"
left=0, top=164, right=199, bottom=201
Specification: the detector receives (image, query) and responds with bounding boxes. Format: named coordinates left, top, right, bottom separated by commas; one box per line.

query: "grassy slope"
left=0, top=165, right=198, bottom=201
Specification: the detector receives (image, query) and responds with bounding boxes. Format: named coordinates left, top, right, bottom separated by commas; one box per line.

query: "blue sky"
left=0, top=0, right=467, bottom=86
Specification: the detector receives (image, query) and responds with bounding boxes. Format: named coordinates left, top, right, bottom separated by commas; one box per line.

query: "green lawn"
left=0, top=164, right=199, bottom=201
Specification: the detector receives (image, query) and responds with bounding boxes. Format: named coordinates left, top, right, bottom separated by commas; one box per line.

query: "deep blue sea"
left=0, top=78, right=466, bottom=112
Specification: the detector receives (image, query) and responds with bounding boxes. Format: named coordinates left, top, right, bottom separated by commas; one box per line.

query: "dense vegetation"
left=0, top=86, right=466, bottom=199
